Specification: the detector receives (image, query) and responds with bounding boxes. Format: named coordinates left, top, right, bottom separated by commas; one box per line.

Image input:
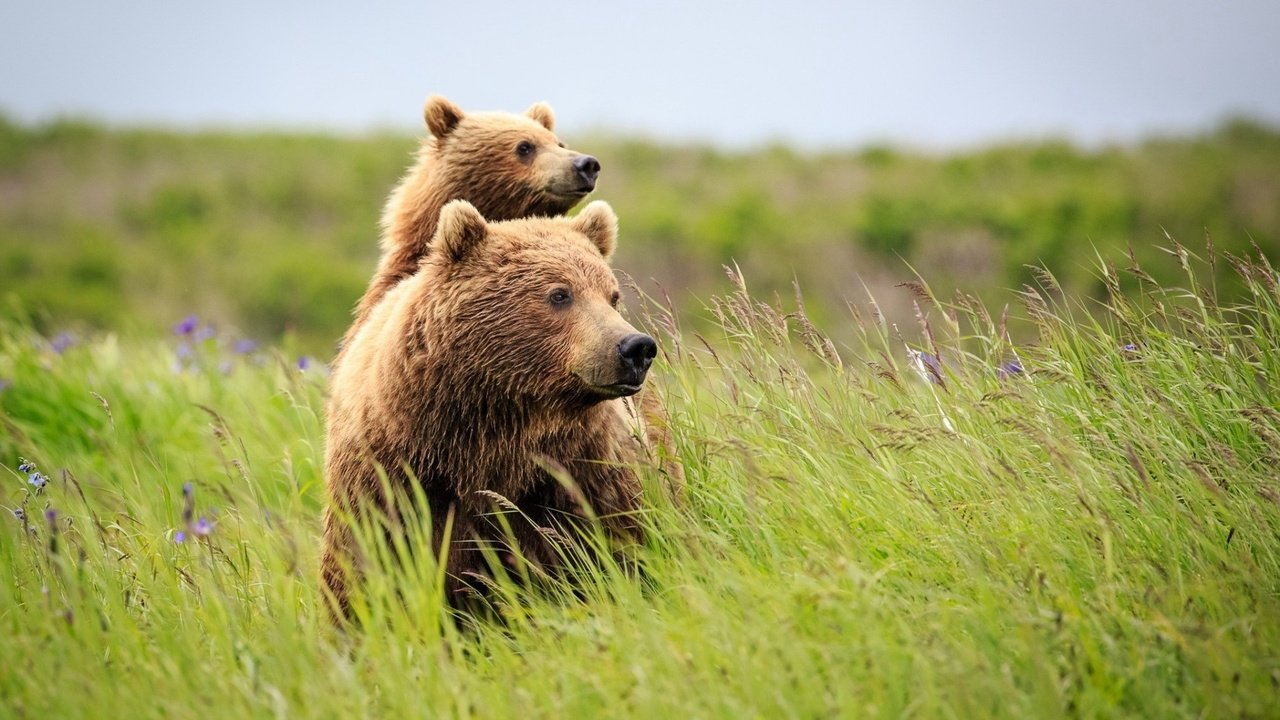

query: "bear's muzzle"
left=611, top=333, right=657, bottom=395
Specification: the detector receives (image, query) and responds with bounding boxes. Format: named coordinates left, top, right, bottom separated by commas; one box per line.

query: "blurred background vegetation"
left=2, top=114, right=1277, bottom=355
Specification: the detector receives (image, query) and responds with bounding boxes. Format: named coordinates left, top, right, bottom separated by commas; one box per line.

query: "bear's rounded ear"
left=525, top=102, right=555, bottom=131
left=571, top=201, right=617, bottom=260
left=434, top=200, right=488, bottom=263
left=424, top=95, right=464, bottom=138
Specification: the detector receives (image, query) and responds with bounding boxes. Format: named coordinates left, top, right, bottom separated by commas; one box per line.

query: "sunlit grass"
left=1, top=246, right=1277, bottom=718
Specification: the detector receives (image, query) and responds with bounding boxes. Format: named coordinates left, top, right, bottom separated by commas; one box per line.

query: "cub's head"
left=423, top=200, right=654, bottom=406
left=423, top=95, right=600, bottom=221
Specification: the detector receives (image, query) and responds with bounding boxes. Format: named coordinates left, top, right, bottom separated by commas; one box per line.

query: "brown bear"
left=343, top=95, right=601, bottom=349
left=321, top=200, right=680, bottom=615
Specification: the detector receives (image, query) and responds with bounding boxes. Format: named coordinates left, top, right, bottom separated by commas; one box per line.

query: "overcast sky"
left=2, top=1, right=1278, bottom=148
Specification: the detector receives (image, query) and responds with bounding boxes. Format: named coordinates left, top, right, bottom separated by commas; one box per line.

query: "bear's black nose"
left=617, top=333, right=657, bottom=384
left=573, top=155, right=601, bottom=188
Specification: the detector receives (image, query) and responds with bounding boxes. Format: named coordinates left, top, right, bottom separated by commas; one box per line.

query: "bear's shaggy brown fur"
left=320, top=200, right=680, bottom=614
left=344, top=95, right=600, bottom=348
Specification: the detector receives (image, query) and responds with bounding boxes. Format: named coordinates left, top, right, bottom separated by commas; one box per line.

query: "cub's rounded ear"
left=424, top=95, right=464, bottom=138
left=525, top=102, right=555, bottom=131
left=571, top=201, right=617, bottom=260
left=434, top=200, right=488, bottom=263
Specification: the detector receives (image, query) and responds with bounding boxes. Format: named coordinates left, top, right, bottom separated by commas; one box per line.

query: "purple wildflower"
left=172, top=342, right=196, bottom=374
left=173, top=314, right=198, bottom=336
left=194, top=324, right=216, bottom=343
left=233, top=339, right=258, bottom=354
left=908, top=349, right=944, bottom=385
left=296, top=356, right=312, bottom=372
left=997, top=360, right=1024, bottom=380
left=44, top=508, right=59, bottom=553
left=21, top=459, right=49, bottom=493
left=13, top=507, right=25, bottom=521
left=1121, top=343, right=1138, bottom=353
left=50, top=332, right=75, bottom=355
left=174, top=481, right=214, bottom=542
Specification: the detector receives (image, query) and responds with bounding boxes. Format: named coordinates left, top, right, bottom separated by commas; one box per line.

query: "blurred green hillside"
left=2, top=115, right=1277, bottom=354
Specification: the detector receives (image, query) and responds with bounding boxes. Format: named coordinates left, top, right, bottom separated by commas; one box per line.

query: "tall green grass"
left=1, top=245, right=1277, bottom=718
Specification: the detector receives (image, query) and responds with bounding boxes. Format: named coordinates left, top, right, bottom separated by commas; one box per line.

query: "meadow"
left=2, top=117, right=1279, bottom=717
left=2, top=116, right=1279, bottom=352
left=2, top=241, right=1279, bottom=717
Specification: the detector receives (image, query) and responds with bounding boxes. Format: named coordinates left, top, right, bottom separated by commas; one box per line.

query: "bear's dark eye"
left=609, top=291, right=621, bottom=308
left=548, top=287, right=573, bottom=307
left=516, top=140, right=535, bottom=159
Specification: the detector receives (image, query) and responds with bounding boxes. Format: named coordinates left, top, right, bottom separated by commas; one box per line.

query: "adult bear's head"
left=423, top=200, right=655, bottom=407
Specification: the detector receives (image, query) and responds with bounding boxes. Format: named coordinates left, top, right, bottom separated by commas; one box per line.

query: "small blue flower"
left=174, top=482, right=214, bottom=541
left=18, top=460, right=34, bottom=474
left=997, top=360, right=1024, bottom=379
left=908, top=349, right=944, bottom=385
left=194, top=325, right=216, bottom=343
left=28, top=472, right=48, bottom=491
left=175, top=342, right=194, bottom=361
left=233, top=339, right=258, bottom=354
left=44, top=508, right=56, bottom=523
left=1121, top=343, right=1138, bottom=353
left=173, top=314, right=198, bottom=336
left=13, top=507, right=25, bottom=521
left=50, top=332, right=75, bottom=355
left=297, top=356, right=312, bottom=372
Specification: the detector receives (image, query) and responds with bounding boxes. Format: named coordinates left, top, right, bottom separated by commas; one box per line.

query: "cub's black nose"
left=617, top=333, right=657, bottom=381
left=573, top=155, right=601, bottom=187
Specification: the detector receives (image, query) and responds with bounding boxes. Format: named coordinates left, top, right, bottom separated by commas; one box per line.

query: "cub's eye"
left=557, top=141, right=566, bottom=149
left=516, top=140, right=535, bottom=158
left=548, top=287, right=573, bottom=307
left=609, top=291, right=621, bottom=308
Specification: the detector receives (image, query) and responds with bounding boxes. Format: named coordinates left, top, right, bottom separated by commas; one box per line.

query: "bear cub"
left=346, top=95, right=601, bottom=345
